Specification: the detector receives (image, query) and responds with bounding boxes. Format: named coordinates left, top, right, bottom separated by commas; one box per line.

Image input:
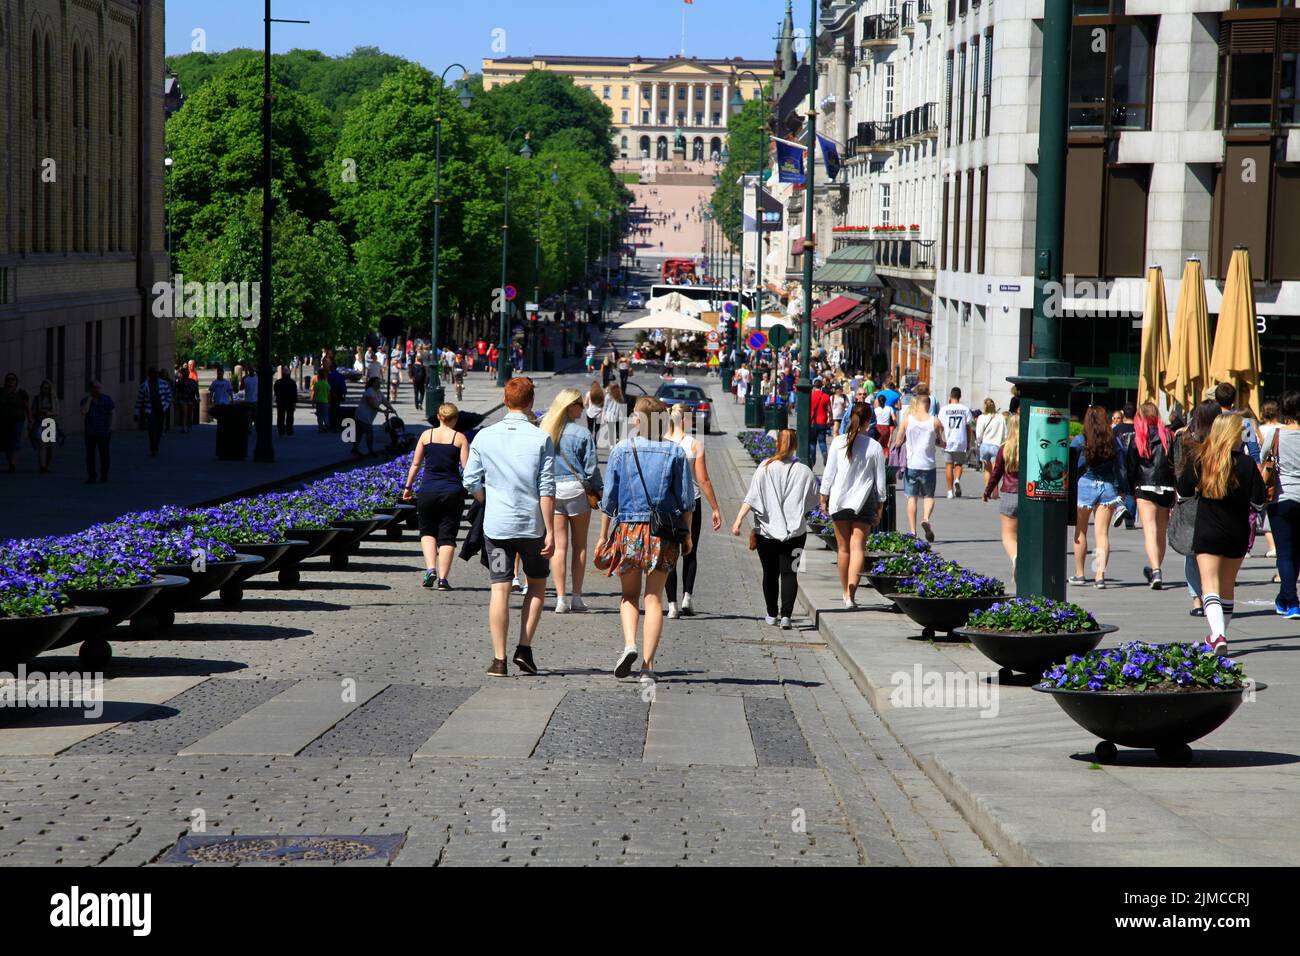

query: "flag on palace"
left=775, top=139, right=805, bottom=185
left=817, top=133, right=842, bottom=181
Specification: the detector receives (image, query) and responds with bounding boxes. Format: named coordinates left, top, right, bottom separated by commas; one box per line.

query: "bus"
left=648, top=283, right=754, bottom=313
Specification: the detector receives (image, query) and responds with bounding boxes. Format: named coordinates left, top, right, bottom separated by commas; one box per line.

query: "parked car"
left=626, top=291, right=645, bottom=309
left=654, top=381, right=713, bottom=435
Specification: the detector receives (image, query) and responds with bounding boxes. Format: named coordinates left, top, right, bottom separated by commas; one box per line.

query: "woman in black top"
left=1125, top=402, right=1176, bottom=589
left=1176, top=412, right=1267, bottom=655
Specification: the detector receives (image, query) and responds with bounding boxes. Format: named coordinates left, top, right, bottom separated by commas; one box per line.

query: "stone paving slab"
left=179, top=679, right=386, bottom=756
left=0, top=676, right=207, bottom=755
left=413, top=687, right=567, bottom=760
left=644, top=693, right=757, bottom=767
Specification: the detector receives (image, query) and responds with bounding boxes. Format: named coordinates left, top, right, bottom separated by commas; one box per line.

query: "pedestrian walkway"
left=711, top=391, right=1300, bottom=866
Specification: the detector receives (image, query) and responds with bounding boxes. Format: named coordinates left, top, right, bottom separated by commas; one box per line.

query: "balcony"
left=917, top=0, right=933, bottom=21
left=900, top=2, right=916, bottom=34
left=851, top=121, right=894, bottom=156
left=875, top=238, right=937, bottom=276
left=860, top=15, right=900, bottom=50
left=881, top=103, right=940, bottom=147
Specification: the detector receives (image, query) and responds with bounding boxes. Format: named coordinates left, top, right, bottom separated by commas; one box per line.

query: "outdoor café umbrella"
left=1164, top=257, right=1211, bottom=413
left=646, top=291, right=703, bottom=316
left=621, top=311, right=714, bottom=333
left=1209, top=246, right=1262, bottom=417
left=1138, top=265, right=1169, bottom=408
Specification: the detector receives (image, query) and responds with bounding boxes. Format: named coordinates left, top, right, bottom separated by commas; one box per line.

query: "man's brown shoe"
left=512, top=645, right=538, bottom=676
left=486, top=658, right=508, bottom=677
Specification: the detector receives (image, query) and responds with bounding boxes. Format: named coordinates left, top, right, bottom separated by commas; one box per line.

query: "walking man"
left=941, top=387, right=974, bottom=498
left=462, top=377, right=556, bottom=677
left=274, top=366, right=298, bottom=436
left=80, top=379, right=114, bottom=483
left=135, top=367, right=172, bottom=457
left=810, top=377, right=832, bottom=467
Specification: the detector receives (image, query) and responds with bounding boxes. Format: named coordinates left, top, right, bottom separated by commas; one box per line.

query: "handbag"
left=1168, top=493, right=1198, bottom=556
left=1260, top=428, right=1280, bottom=503
left=554, top=441, right=601, bottom=509
left=630, top=438, right=687, bottom=543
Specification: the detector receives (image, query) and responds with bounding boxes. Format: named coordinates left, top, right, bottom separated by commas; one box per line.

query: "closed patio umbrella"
left=1138, top=265, right=1169, bottom=408
left=1209, top=247, right=1262, bottom=417
left=1164, top=258, right=1211, bottom=413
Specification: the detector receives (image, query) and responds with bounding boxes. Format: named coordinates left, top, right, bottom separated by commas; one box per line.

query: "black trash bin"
left=213, top=403, right=250, bottom=461
left=543, top=351, right=555, bottom=372
left=763, top=403, right=789, bottom=432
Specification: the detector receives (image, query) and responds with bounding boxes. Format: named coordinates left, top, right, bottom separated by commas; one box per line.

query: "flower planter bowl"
left=0, top=607, right=108, bottom=670
left=326, top=518, right=383, bottom=568
left=956, top=624, right=1118, bottom=677
left=58, top=574, right=190, bottom=652
left=887, top=594, right=1005, bottom=638
left=151, top=554, right=264, bottom=620
left=1033, top=682, right=1264, bottom=765
left=229, top=540, right=297, bottom=581
left=383, top=503, right=416, bottom=540
left=277, top=529, right=341, bottom=585
left=864, top=573, right=909, bottom=612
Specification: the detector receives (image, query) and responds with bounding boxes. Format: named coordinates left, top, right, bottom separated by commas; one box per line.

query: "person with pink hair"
left=1125, top=402, right=1176, bottom=589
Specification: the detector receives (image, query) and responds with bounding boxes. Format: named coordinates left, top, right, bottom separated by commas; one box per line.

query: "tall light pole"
left=497, top=127, right=532, bottom=388
left=530, top=164, right=558, bottom=372
left=428, top=64, right=473, bottom=419
left=732, top=71, right=767, bottom=332
left=255, top=1, right=309, bottom=464
left=796, top=0, right=817, bottom=465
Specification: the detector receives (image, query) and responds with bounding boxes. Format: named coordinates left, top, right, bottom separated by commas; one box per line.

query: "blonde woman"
left=974, top=398, right=1007, bottom=484
left=983, top=414, right=1020, bottom=573
left=891, top=388, right=944, bottom=542
left=1177, top=413, right=1267, bottom=654
left=583, top=382, right=605, bottom=439
left=540, top=388, right=602, bottom=613
left=663, top=403, right=724, bottom=618
left=402, top=403, right=469, bottom=590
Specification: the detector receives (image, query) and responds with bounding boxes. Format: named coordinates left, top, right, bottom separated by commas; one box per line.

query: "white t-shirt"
left=874, top=404, right=894, bottom=427
left=355, top=387, right=380, bottom=425
left=675, top=433, right=702, bottom=500
left=831, top=395, right=846, bottom=421
left=941, top=403, right=973, bottom=453
left=905, top=413, right=939, bottom=470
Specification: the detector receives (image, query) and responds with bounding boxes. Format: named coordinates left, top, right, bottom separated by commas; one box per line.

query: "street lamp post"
left=732, top=71, right=767, bottom=332
left=1012, top=0, right=1080, bottom=601
left=796, top=0, right=817, bottom=466
left=428, top=63, right=473, bottom=419
left=497, top=126, right=532, bottom=388
left=164, top=153, right=174, bottom=277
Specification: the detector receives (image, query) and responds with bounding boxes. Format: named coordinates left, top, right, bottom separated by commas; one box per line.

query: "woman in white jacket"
left=731, top=428, right=820, bottom=628
left=821, top=404, right=887, bottom=607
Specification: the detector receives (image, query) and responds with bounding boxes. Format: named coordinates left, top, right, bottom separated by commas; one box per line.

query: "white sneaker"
left=569, top=594, right=587, bottom=612
left=946, top=490, right=955, bottom=499
left=614, top=646, right=638, bottom=679
left=681, top=592, right=695, bottom=615
left=842, top=597, right=857, bottom=609
left=554, top=598, right=569, bottom=614
left=667, top=602, right=680, bottom=619
left=780, top=617, right=792, bottom=630
left=764, top=615, right=778, bottom=626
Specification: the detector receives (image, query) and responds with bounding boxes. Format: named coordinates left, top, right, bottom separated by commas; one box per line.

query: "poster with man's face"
left=1026, top=406, right=1070, bottom=500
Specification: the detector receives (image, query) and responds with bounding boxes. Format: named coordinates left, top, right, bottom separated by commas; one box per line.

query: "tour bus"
left=647, top=283, right=754, bottom=314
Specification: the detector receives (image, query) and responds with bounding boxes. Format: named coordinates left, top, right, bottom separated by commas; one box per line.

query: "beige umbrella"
left=1164, top=258, right=1211, bottom=413
left=1209, top=246, right=1262, bottom=417
left=1138, top=265, right=1169, bottom=408
left=646, top=292, right=703, bottom=315
left=621, top=311, right=714, bottom=333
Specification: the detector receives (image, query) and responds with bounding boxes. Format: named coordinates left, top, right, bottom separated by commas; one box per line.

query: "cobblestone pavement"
left=0, top=366, right=996, bottom=867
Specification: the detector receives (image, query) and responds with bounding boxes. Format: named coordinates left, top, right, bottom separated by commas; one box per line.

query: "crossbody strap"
left=629, top=438, right=654, bottom=504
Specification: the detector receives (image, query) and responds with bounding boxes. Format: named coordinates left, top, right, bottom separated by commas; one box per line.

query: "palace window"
left=1069, top=10, right=1155, bottom=131
left=1216, top=18, right=1300, bottom=128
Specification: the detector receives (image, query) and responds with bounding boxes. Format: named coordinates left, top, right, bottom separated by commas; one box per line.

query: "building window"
left=881, top=183, right=892, bottom=225
left=622, top=109, right=630, bottom=123
left=965, top=168, right=975, bottom=272
left=978, top=167, right=990, bottom=273
left=951, top=173, right=962, bottom=269
left=1063, top=146, right=1151, bottom=278
left=643, top=110, right=650, bottom=124
left=941, top=179, right=950, bottom=270
left=945, top=51, right=954, bottom=146
left=603, top=85, right=611, bottom=98
left=957, top=44, right=967, bottom=144
left=885, top=64, right=895, bottom=119
left=1216, top=18, right=1300, bottom=129
left=1210, top=143, right=1300, bottom=280
left=622, top=85, right=630, bottom=99
left=970, top=36, right=981, bottom=141
left=1068, top=15, right=1155, bottom=131
left=983, top=29, right=994, bottom=137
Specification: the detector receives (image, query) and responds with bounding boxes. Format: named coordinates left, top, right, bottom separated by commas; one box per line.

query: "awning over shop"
left=890, top=304, right=931, bottom=321
left=811, top=293, right=864, bottom=330
left=825, top=302, right=875, bottom=334
left=812, top=242, right=883, bottom=289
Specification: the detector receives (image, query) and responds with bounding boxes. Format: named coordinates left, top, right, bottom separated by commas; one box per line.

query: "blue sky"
left=165, top=0, right=787, bottom=66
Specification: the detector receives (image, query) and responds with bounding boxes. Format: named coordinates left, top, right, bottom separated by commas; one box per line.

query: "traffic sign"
left=769, top=324, right=790, bottom=349
left=504, top=285, right=518, bottom=301
left=747, top=330, right=768, bottom=351
left=706, top=330, right=720, bottom=343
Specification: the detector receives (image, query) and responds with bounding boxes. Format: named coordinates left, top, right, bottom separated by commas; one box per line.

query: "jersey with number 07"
left=942, top=403, right=973, bottom=453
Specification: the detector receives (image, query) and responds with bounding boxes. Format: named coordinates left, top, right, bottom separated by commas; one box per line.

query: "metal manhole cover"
left=164, top=834, right=405, bottom=864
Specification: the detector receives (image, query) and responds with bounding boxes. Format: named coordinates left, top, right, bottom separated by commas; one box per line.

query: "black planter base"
left=888, top=594, right=1005, bottom=637
left=957, top=624, right=1117, bottom=676
left=0, top=607, right=108, bottom=670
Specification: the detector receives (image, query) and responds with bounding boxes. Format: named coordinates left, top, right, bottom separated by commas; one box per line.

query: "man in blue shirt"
left=878, top=379, right=902, bottom=409
left=80, top=380, right=115, bottom=483
left=1214, top=382, right=1261, bottom=462
left=463, top=377, right=556, bottom=677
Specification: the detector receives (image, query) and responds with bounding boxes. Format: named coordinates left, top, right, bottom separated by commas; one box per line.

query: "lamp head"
left=457, top=83, right=473, bottom=109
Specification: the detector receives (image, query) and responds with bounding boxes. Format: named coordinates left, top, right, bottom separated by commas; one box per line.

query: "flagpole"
left=681, top=3, right=686, bottom=56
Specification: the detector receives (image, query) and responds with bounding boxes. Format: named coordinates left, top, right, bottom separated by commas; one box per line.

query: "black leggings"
left=756, top=532, right=806, bottom=619
left=665, top=505, right=703, bottom=603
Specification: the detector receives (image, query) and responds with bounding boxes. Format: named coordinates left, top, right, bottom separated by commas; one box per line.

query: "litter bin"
left=543, top=351, right=555, bottom=372
left=200, top=390, right=214, bottom=424
left=763, top=402, right=789, bottom=432
left=745, top=389, right=762, bottom=429
left=212, top=403, right=250, bottom=461
left=881, top=466, right=898, bottom=533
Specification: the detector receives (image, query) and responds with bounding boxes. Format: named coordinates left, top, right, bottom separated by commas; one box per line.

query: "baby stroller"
left=383, top=410, right=416, bottom=455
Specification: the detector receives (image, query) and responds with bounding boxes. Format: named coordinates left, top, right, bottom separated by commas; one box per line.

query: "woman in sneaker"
left=1125, top=402, right=1176, bottom=590
left=1267, top=391, right=1300, bottom=618
left=663, top=403, right=723, bottom=618
left=732, top=428, right=820, bottom=628
left=891, top=389, right=943, bottom=543
left=402, top=403, right=469, bottom=590
left=823, top=404, right=887, bottom=607
left=541, top=388, right=602, bottom=614
left=1173, top=400, right=1222, bottom=616
left=597, top=397, right=695, bottom=686
left=982, top=413, right=1020, bottom=575
left=1178, top=413, right=1267, bottom=654
left=1069, top=405, right=1127, bottom=588
left=974, top=399, right=1008, bottom=493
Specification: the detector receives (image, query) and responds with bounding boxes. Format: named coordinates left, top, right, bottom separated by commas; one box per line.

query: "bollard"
left=882, top=465, right=898, bottom=533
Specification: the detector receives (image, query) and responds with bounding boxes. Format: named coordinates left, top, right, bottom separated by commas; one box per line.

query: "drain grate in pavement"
left=533, top=689, right=649, bottom=762
left=744, top=697, right=817, bottom=768
left=163, top=833, right=405, bottom=865
left=298, top=684, right=476, bottom=757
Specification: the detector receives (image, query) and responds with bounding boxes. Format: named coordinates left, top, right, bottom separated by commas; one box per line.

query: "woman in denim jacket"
left=1069, top=405, right=1128, bottom=588
left=540, top=388, right=602, bottom=614
left=598, top=397, right=695, bottom=686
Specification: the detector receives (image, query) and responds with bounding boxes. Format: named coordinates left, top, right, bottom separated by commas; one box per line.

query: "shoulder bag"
left=630, top=438, right=687, bottom=543
left=1260, top=428, right=1281, bottom=503
left=1168, top=479, right=1198, bottom=556
left=554, top=437, right=601, bottom=510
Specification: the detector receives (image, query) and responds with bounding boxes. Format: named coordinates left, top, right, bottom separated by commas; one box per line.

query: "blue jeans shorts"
left=902, top=468, right=937, bottom=498
left=1076, top=474, right=1122, bottom=509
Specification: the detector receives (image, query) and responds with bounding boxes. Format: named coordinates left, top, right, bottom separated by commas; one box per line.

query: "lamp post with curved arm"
left=497, top=126, right=532, bottom=387
left=732, top=70, right=767, bottom=333
left=428, top=63, right=473, bottom=418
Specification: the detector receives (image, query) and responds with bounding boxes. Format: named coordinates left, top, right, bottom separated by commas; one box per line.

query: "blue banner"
left=775, top=139, right=805, bottom=185
left=817, top=133, right=841, bottom=181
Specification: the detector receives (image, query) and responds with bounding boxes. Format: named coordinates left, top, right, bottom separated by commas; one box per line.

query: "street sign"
left=747, top=330, right=768, bottom=351
left=504, top=285, right=518, bottom=301
left=769, top=324, right=790, bottom=349
left=706, top=330, right=720, bottom=343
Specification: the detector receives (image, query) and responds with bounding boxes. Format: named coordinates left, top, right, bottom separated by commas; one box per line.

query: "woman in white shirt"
left=892, top=389, right=944, bottom=542
left=602, top=383, right=627, bottom=447
left=583, top=382, right=606, bottom=439
left=975, top=400, right=1008, bottom=490
left=732, top=428, right=820, bottom=628
left=821, top=406, right=888, bottom=608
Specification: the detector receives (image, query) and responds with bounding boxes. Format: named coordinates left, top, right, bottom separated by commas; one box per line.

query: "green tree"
left=712, top=96, right=769, bottom=246
left=475, top=71, right=617, bottom=167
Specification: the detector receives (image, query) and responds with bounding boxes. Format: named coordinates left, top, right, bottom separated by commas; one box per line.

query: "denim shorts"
left=902, top=468, right=937, bottom=498
left=1076, top=474, right=1122, bottom=509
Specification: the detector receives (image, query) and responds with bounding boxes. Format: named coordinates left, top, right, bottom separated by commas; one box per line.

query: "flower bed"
left=1041, top=641, right=1246, bottom=693
left=738, top=431, right=776, bottom=464
left=866, top=531, right=931, bottom=555
left=869, top=552, right=951, bottom=578
left=894, top=566, right=1004, bottom=599
left=965, top=597, right=1098, bottom=635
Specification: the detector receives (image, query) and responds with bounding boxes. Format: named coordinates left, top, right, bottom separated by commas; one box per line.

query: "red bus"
left=660, top=258, right=697, bottom=284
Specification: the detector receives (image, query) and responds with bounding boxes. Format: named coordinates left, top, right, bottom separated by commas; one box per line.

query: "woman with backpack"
left=1125, top=402, right=1176, bottom=589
